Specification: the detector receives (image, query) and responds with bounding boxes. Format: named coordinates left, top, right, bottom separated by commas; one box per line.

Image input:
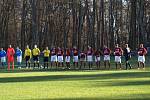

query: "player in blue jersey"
left=16, top=47, right=22, bottom=69
left=0, top=48, right=6, bottom=68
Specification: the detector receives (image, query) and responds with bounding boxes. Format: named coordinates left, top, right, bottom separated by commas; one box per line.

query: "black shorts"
left=125, top=55, right=131, bottom=61
left=33, top=55, right=39, bottom=61
left=26, top=56, right=30, bottom=62
left=44, top=57, right=49, bottom=62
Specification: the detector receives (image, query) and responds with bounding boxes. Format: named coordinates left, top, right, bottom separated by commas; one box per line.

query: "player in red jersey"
left=87, top=46, right=93, bottom=69
left=103, top=45, right=111, bottom=69
left=79, top=50, right=86, bottom=69
left=137, top=44, right=147, bottom=69
left=114, top=44, right=123, bottom=69
left=57, top=47, right=64, bottom=68
left=50, top=47, right=57, bottom=67
left=7, top=45, right=15, bottom=70
left=94, top=49, right=101, bottom=69
left=65, top=48, right=71, bottom=69
left=72, top=46, right=79, bottom=69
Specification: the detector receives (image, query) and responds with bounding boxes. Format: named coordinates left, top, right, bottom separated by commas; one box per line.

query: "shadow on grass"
left=0, top=71, right=150, bottom=85
left=25, top=93, right=150, bottom=100
left=26, top=95, right=150, bottom=100
left=0, top=67, right=149, bottom=73
left=26, top=97, right=104, bottom=100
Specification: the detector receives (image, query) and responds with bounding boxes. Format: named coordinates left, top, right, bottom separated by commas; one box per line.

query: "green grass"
left=0, top=68, right=150, bottom=100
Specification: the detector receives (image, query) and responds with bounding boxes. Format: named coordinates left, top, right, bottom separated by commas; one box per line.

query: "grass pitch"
left=0, top=67, right=150, bottom=100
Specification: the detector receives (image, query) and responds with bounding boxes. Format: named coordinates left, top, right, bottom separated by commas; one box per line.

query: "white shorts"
left=115, top=56, right=121, bottom=63
left=65, top=56, right=70, bottom=62
left=95, top=56, right=100, bottom=62
left=17, top=56, right=22, bottom=63
left=138, top=56, right=145, bottom=63
left=87, top=55, right=93, bottom=62
left=104, top=55, right=110, bottom=61
left=73, top=56, right=78, bottom=62
left=80, top=58, right=86, bottom=62
left=1, top=57, right=6, bottom=62
left=58, top=56, right=63, bottom=62
left=51, top=55, right=57, bottom=62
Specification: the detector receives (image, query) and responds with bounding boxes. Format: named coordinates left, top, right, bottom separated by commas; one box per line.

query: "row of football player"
left=0, top=43, right=147, bottom=70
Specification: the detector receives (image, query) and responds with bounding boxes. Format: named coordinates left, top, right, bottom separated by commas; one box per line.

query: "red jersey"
left=87, top=48, right=93, bottom=55
left=80, top=52, right=86, bottom=58
left=7, top=47, right=15, bottom=62
left=138, top=48, right=147, bottom=56
left=57, top=49, right=63, bottom=56
left=114, top=47, right=122, bottom=56
left=103, top=48, right=111, bottom=55
left=66, top=49, right=71, bottom=56
left=51, top=48, right=56, bottom=56
left=94, top=50, right=100, bottom=57
left=73, top=48, right=78, bottom=56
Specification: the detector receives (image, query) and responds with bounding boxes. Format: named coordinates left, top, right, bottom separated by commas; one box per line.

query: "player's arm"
left=113, top=49, right=115, bottom=55
left=13, top=48, right=15, bottom=55
left=121, top=48, right=123, bottom=55
left=24, top=50, right=27, bottom=59
left=109, top=49, right=112, bottom=55
left=38, top=48, right=41, bottom=55
left=42, top=50, right=45, bottom=54
left=30, top=50, right=32, bottom=59
left=144, top=48, right=147, bottom=55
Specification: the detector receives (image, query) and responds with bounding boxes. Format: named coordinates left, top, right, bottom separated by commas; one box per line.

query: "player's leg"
left=119, top=62, right=122, bottom=69
left=61, top=56, right=64, bottom=67
left=43, top=57, right=46, bottom=69
left=138, top=61, right=140, bottom=69
left=83, top=60, right=86, bottom=69
left=115, top=56, right=117, bottom=69
left=37, top=61, right=40, bottom=69
left=8, top=62, right=10, bottom=70
left=12, top=61, right=14, bottom=70
left=115, top=62, right=118, bottom=69
left=142, top=62, right=145, bottom=69
left=104, top=61, right=106, bottom=69
left=108, top=61, right=110, bottom=69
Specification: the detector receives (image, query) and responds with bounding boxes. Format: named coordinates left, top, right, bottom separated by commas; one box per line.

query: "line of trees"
left=0, top=0, right=150, bottom=50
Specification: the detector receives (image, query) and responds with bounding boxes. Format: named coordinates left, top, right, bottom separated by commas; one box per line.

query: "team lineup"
left=0, top=43, right=147, bottom=70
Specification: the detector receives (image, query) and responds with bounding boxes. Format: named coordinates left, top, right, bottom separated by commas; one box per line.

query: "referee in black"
left=123, top=44, right=132, bottom=70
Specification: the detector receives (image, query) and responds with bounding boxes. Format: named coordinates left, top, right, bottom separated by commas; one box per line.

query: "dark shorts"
left=26, top=56, right=30, bottom=62
left=125, top=55, right=131, bottom=61
left=44, top=57, right=49, bottom=62
left=33, top=56, right=39, bottom=61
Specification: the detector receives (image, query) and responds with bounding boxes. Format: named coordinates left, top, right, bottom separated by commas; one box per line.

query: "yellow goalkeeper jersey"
left=43, top=50, right=50, bottom=57
left=32, top=48, right=40, bottom=56
left=24, top=48, right=32, bottom=58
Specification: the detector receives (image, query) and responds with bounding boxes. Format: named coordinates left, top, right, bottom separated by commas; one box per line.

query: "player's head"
left=46, top=46, right=48, bottom=50
left=88, top=45, right=91, bottom=49
left=125, top=44, right=128, bottom=48
left=140, top=44, right=144, bottom=48
left=104, top=45, right=107, bottom=48
left=34, top=45, right=37, bottom=48
left=9, top=45, right=12, bottom=48
left=58, top=47, right=61, bottom=50
left=26, top=45, right=29, bottom=49
left=115, top=44, right=119, bottom=48
left=16, top=46, right=19, bottom=49
left=73, top=46, right=77, bottom=49
left=1, top=48, right=3, bottom=50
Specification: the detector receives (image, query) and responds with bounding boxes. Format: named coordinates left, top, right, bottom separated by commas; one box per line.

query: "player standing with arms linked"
left=137, top=44, right=147, bottom=69
left=7, top=45, right=15, bottom=70
left=114, top=44, right=123, bottom=70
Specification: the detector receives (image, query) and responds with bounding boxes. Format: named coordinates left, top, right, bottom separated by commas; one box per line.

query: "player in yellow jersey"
left=43, top=46, right=50, bottom=69
left=32, top=44, right=40, bottom=69
left=24, top=45, right=32, bottom=68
